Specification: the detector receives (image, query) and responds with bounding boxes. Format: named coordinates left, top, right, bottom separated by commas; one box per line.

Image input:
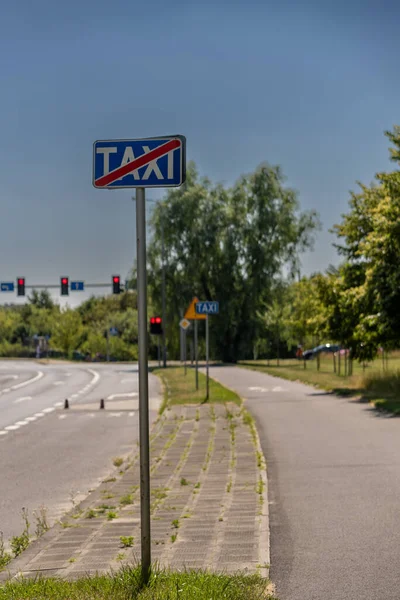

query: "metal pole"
left=206, top=315, right=209, bottom=400
left=158, top=337, right=161, bottom=368
left=184, top=330, right=187, bottom=376
left=106, top=329, right=110, bottom=362
left=161, top=209, right=167, bottom=368
left=135, top=188, right=151, bottom=582
left=195, top=319, right=199, bottom=391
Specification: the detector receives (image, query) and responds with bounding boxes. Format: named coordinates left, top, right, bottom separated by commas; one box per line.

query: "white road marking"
left=34, top=412, right=45, bottom=417
left=0, top=431, right=8, bottom=436
left=71, top=394, right=79, bottom=399
left=108, top=392, right=138, bottom=400
left=53, top=381, right=64, bottom=386
left=54, top=402, right=63, bottom=407
left=42, top=407, right=55, bottom=413
left=129, top=412, right=135, bottom=417
left=14, top=396, right=32, bottom=404
left=87, top=369, right=100, bottom=386
left=11, top=370, right=44, bottom=391
left=272, top=386, right=285, bottom=392
left=249, top=386, right=269, bottom=392
left=15, top=421, right=28, bottom=426
left=109, top=412, right=122, bottom=417
left=25, top=416, right=37, bottom=422
left=2, top=388, right=10, bottom=393
left=5, top=425, right=20, bottom=431
left=121, top=378, right=136, bottom=384
left=58, top=414, right=67, bottom=420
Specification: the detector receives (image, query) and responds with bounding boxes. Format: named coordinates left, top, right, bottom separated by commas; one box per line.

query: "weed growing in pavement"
left=171, top=533, right=177, bottom=543
left=102, top=491, right=116, bottom=499
left=107, top=510, right=118, bottom=521
left=116, top=552, right=126, bottom=561
left=33, top=505, right=49, bottom=538
left=120, top=536, right=134, bottom=548
left=68, top=557, right=76, bottom=563
left=120, top=494, right=133, bottom=506
left=10, top=508, right=30, bottom=557
left=103, top=477, right=117, bottom=484
left=113, top=457, right=124, bottom=468
left=194, top=482, right=201, bottom=489
left=171, top=519, right=180, bottom=529
left=195, top=409, right=200, bottom=422
left=180, top=477, right=189, bottom=486
left=226, top=478, right=232, bottom=493
left=86, top=509, right=97, bottom=519
left=0, top=532, right=11, bottom=571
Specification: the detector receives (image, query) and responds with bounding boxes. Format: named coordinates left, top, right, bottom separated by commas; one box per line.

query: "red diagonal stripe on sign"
left=95, top=138, right=181, bottom=187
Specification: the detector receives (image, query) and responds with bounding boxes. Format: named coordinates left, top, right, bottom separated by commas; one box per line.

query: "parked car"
left=302, top=343, right=340, bottom=360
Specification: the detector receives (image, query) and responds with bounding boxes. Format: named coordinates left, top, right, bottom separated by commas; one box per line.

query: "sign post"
left=184, top=297, right=206, bottom=391
left=179, top=319, right=191, bottom=377
left=93, top=134, right=186, bottom=584
left=195, top=301, right=219, bottom=400
left=135, top=186, right=151, bottom=581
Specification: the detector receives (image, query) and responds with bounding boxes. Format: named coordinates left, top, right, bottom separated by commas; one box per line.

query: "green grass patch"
left=153, top=367, right=241, bottom=407
left=240, top=355, right=400, bottom=415
left=0, top=565, right=276, bottom=599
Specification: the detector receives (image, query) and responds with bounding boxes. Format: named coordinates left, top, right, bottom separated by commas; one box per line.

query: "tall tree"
left=148, top=162, right=320, bottom=361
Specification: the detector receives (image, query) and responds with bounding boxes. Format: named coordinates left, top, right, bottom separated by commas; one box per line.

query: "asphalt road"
left=208, top=365, right=400, bottom=600
left=0, top=361, right=160, bottom=545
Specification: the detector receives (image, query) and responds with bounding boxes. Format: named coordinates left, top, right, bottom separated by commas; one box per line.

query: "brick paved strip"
left=1, top=403, right=270, bottom=580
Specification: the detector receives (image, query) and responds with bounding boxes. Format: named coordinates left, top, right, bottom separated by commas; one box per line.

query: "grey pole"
left=206, top=315, right=209, bottom=400
left=195, top=319, right=199, bottom=391
left=135, top=188, right=151, bottom=582
left=161, top=209, right=167, bottom=368
left=106, top=328, right=110, bottom=362
left=184, top=330, right=187, bottom=376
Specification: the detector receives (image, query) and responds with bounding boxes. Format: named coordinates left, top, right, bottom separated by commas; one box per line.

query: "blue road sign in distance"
left=1, top=282, right=14, bottom=292
left=195, top=301, right=219, bottom=315
left=93, top=135, right=186, bottom=189
left=71, top=281, right=84, bottom=291
left=109, top=327, right=118, bottom=336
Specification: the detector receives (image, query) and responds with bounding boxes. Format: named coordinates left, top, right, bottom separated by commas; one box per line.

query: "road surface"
left=0, top=361, right=160, bottom=545
left=208, top=365, right=400, bottom=600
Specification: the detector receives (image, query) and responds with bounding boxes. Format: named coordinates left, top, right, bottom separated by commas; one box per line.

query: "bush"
left=363, top=370, right=400, bottom=396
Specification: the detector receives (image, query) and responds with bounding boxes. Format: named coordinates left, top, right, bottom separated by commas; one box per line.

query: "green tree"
left=51, top=309, right=84, bottom=357
left=148, top=162, right=319, bottom=362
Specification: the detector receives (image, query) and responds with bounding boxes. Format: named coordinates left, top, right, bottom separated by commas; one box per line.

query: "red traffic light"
left=113, top=276, right=120, bottom=283
left=62, top=278, right=68, bottom=285
left=155, top=317, right=162, bottom=324
left=18, top=278, right=24, bottom=285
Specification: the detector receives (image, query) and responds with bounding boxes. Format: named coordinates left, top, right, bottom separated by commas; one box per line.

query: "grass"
left=153, top=366, right=241, bottom=407
left=0, top=565, right=276, bottom=599
left=240, top=352, right=400, bottom=415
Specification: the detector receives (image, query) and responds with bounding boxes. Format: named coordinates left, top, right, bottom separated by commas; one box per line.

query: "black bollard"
left=64, top=399, right=69, bottom=409
left=100, top=398, right=105, bottom=410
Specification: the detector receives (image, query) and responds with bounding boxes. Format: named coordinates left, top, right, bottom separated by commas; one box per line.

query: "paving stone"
left=3, top=404, right=267, bottom=580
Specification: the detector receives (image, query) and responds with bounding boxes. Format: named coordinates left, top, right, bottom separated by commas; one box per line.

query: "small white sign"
left=180, top=318, right=191, bottom=331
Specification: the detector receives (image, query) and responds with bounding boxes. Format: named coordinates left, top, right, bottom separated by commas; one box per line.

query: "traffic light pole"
left=135, top=187, right=151, bottom=583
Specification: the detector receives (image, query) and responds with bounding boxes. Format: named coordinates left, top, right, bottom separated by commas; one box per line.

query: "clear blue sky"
left=1, top=0, right=398, bottom=306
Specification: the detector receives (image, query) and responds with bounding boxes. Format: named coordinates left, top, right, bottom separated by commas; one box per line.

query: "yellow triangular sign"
left=184, top=296, right=207, bottom=320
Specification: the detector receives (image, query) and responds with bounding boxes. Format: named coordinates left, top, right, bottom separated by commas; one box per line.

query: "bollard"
left=100, top=398, right=105, bottom=409
left=64, top=399, right=69, bottom=409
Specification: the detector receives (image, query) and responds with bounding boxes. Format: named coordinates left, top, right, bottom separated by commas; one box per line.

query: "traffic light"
left=112, top=275, right=121, bottom=294
left=61, top=277, right=69, bottom=296
left=150, top=316, right=163, bottom=335
left=17, top=278, right=25, bottom=296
